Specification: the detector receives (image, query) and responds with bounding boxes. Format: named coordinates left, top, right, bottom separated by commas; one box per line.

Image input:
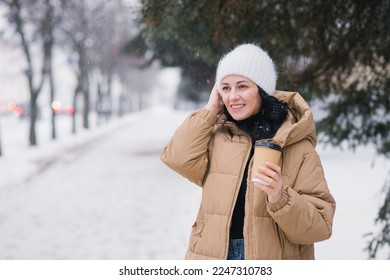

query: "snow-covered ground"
left=0, top=106, right=388, bottom=260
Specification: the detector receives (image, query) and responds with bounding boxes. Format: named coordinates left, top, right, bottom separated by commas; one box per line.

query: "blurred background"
left=0, top=0, right=389, bottom=259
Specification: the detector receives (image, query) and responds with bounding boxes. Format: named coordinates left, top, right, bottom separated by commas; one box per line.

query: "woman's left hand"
left=253, top=162, right=283, bottom=203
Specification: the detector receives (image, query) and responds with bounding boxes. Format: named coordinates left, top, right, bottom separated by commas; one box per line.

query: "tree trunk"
left=46, top=40, right=56, bottom=140
left=7, top=0, right=46, bottom=147
left=78, top=47, right=89, bottom=129
left=82, top=82, right=89, bottom=129
left=71, top=85, right=80, bottom=134
left=29, top=93, right=38, bottom=146
left=44, top=0, right=56, bottom=140
left=49, top=68, right=56, bottom=140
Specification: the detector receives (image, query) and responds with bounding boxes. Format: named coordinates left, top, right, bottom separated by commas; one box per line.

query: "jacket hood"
left=217, top=91, right=317, bottom=148
left=272, top=91, right=317, bottom=148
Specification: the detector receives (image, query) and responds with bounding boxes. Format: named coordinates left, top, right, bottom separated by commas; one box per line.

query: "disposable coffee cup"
left=251, top=140, right=282, bottom=185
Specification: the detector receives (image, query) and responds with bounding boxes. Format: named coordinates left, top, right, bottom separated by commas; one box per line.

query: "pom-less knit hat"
left=216, top=43, right=277, bottom=95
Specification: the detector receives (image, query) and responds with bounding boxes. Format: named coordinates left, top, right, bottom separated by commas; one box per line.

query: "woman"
left=161, top=43, right=336, bottom=260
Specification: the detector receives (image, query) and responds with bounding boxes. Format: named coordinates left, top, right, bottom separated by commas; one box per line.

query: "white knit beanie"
left=216, top=43, right=277, bottom=95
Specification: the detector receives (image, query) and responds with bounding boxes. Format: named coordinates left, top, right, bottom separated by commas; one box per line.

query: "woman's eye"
left=222, top=86, right=230, bottom=92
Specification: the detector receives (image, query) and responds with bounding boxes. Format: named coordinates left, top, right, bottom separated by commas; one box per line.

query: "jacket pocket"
left=276, top=223, right=285, bottom=253
left=188, top=219, right=205, bottom=254
left=276, top=224, right=302, bottom=259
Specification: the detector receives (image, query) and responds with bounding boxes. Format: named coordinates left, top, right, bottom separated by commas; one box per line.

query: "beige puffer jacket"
left=161, top=91, right=336, bottom=259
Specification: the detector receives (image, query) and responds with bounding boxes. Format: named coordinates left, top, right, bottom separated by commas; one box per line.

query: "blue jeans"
left=227, top=239, right=245, bottom=260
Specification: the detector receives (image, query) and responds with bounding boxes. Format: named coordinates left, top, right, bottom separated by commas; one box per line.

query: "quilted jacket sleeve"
left=160, top=109, right=218, bottom=187
left=267, top=139, right=336, bottom=244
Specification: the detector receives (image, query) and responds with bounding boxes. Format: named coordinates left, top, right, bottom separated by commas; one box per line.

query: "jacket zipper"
left=224, top=123, right=253, bottom=259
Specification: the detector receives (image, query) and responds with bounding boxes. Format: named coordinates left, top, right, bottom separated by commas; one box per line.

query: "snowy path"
left=0, top=108, right=388, bottom=260
left=0, top=109, right=200, bottom=259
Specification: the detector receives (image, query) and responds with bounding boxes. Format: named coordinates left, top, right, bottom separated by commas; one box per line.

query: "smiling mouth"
left=231, top=104, right=245, bottom=109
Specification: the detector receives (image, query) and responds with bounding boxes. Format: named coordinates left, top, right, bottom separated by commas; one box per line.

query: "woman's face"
left=220, top=75, right=261, bottom=121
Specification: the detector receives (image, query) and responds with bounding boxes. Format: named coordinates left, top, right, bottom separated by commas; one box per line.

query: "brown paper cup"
left=251, top=140, right=282, bottom=185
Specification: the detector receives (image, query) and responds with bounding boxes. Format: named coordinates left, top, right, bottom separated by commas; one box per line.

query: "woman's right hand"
left=204, top=82, right=224, bottom=115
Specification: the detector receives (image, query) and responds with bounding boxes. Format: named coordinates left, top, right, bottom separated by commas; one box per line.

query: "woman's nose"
left=229, top=89, right=240, bottom=101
